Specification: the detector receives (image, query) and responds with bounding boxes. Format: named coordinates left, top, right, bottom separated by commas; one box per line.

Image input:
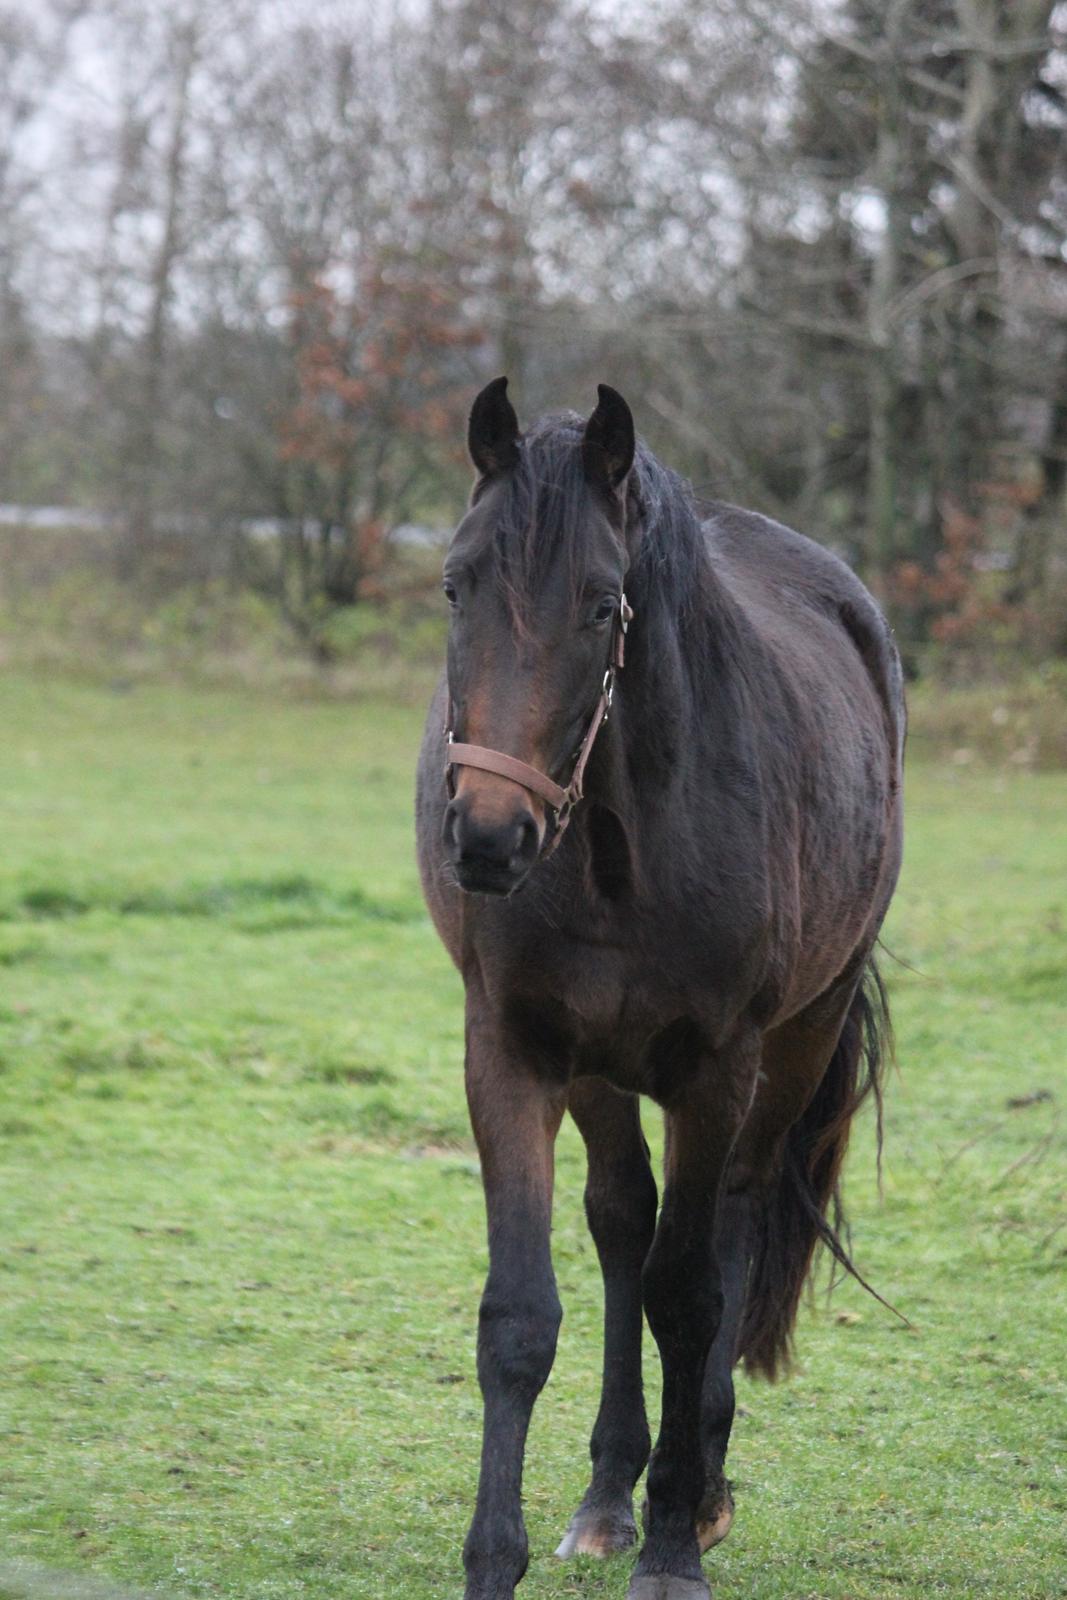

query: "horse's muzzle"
left=444, top=796, right=541, bottom=896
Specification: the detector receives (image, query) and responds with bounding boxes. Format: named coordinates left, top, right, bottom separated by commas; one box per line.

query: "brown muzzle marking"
left=445, top=594, right=632, bottom=859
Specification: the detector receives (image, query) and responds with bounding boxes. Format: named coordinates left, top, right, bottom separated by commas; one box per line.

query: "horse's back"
left=702, top=501, right=905, bottom=765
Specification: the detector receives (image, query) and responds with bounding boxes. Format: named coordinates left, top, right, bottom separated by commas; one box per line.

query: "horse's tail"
left=736, top=960, right=891, bottom=1382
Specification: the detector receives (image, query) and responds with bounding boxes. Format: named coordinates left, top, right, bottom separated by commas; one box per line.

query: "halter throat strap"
left=444, top=593, right=632, bottom=856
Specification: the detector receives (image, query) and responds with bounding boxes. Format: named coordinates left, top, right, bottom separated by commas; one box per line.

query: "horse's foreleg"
left=556, top=1077, right=658, bottom=1560
left=462, top=999, right=567, bottom=1600
left=629, top=1033, right=759, bottom=1600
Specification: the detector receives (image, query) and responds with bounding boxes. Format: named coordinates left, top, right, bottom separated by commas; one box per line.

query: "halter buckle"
left=443, top=724, right=455, bottom=795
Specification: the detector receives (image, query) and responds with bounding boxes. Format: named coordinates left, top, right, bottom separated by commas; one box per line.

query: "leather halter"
left=445, top=594, right=633, bottom=858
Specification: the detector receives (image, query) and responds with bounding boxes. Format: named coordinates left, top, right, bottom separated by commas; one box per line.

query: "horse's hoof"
left=555, top=1502, right=638, bottom=1558
left=695, top=1481, right=735, bottom=1553
left=626, top=1577, right=711, bottom=1600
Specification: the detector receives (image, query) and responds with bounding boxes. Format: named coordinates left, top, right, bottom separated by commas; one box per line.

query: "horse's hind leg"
left=637, top=1192, right=751, bottom=1555
left=696, top=977, right=878, bottom=1552
left=556, top=1077, right=658, bottom=1560
left=691, top=1190, right=753, bottom=1551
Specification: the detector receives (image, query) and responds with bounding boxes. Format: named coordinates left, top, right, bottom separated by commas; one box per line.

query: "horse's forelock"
left=481, top=413, right=594, bottom=631
left=474, top=411, right=709, bottom=635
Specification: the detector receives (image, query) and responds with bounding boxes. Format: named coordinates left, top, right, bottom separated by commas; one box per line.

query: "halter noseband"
left=444, top=594, right=633, bottom=859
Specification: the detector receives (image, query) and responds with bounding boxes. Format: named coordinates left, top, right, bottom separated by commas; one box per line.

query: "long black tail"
left=736, top=961, right=891, bottom=1382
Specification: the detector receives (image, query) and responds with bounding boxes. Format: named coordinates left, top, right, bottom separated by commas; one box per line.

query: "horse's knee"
left=642, top=1229, right=723, bottom=1361
left=585, top=1164, right=658, bottom=1259
left=477, top=1286, right=562, bottom=1401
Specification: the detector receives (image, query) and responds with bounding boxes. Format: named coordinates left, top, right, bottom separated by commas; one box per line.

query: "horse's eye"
left=442, top=580, right=458, bottom=607
left=591, top=596, right=617, bottom=627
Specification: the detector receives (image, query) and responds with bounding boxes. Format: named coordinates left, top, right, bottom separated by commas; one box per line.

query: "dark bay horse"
left=415, top=378, right=904, bottom=1600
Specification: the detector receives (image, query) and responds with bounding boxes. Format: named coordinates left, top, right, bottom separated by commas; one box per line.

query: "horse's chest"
left=500, top=909, right=750, bottom=1093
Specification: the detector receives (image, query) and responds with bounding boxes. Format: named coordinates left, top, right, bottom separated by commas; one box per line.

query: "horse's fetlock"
left=645, top=1452, right=706, bottom=1539
left=464, top=1508, right=529, bottom=1596
left=591, top=1410, right=652, bottom=1479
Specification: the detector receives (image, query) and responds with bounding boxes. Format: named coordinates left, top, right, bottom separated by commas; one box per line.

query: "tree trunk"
left=864, top=3, right=910, bottom=592
left=120, top=22, right=197, bottom=576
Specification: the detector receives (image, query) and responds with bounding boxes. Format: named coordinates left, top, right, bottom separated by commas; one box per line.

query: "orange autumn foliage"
left=279, top=266, right=481, bottom=479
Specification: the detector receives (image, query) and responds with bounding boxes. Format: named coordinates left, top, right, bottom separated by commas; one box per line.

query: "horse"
left=415, top=377, right=904, bottom=1600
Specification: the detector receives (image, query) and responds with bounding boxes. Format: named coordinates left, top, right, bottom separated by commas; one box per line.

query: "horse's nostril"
left=514, top=815, right=539, bottom=862
left=443, top=801, right=462, bottom=854
left=445, top=798, right=538, bottom=881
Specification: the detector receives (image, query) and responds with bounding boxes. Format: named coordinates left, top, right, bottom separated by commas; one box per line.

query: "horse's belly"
left=770, top=780, right=903, bottom=1023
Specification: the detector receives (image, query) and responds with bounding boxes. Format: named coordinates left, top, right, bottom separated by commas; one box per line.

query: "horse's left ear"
left=583, top=384, right=635, bottom=495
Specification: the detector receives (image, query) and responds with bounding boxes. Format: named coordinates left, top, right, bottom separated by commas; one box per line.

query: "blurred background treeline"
left=2, top=0, right=1067, bottom=758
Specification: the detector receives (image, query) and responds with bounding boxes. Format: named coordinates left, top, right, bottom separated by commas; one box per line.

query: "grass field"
left=1, top=672, right=1064, bottom=1600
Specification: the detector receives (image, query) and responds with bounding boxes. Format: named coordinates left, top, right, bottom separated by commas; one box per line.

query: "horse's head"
left=442, top=378, right=636, bottom=896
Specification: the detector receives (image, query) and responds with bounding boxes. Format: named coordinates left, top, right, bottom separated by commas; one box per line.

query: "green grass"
left=0, top=672, right=1064, bottom=1600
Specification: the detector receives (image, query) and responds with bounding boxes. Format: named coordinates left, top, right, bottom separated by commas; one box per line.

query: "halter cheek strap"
left=444, top=594, right=632, bottom=858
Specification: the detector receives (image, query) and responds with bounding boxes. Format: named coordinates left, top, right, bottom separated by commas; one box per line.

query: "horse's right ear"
left=468, top=376, right=521, bottom=479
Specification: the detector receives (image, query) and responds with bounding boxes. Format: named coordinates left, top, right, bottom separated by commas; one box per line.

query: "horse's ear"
left=583, top=383, right=635, bottom=494
left=468, top=376, right=521, bottom=479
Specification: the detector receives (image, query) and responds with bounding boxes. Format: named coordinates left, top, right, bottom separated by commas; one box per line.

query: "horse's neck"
left=614, top=571, right=744, bottom=804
